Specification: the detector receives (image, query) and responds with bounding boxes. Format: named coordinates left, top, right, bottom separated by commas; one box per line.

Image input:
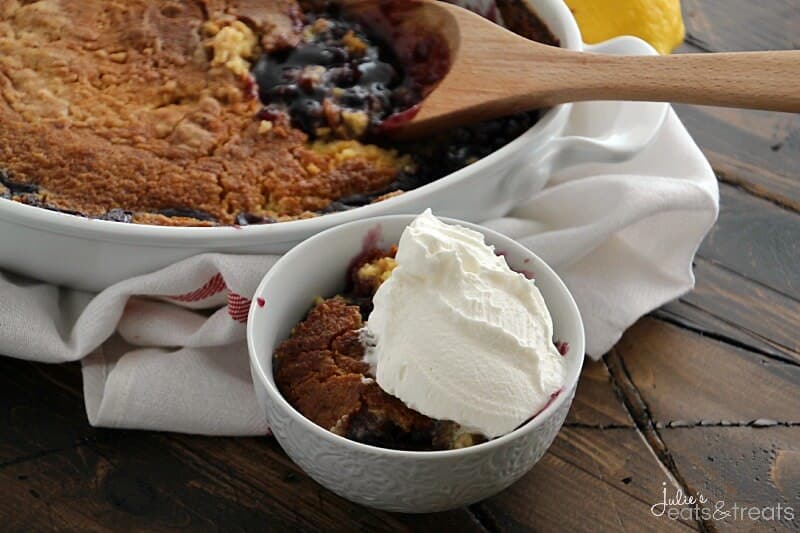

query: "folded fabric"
left=0, top=106, right=718, bottom=435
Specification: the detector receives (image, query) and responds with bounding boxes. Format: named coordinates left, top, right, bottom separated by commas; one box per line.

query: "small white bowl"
left=247, top=214, right=584, bottom=513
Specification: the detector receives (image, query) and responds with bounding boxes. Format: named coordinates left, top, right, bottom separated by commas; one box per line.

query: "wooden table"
left=1, top=1, right=798, bottom=530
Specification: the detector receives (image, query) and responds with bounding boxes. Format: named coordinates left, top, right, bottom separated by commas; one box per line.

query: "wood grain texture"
left=2, top=438, right=294, bottom=531
left=473, top=428, right=698, bottom=532
left=699, top=184, right=800, bottom=299
left=565, top=359, right=634, bottom=428
left=682, top=0, right=800, bottom=51
left=531, top=50, right=800, bottom=111
left=674, top=103, right=800, bottom=211
left=164, top=436, right=487, bottom=532
left=0, top=360, right=97, bottom=465
left=614, top=318, right=800, bottom=425
left=655, top=302, right=798, bottom=366
left=660, top=257, right=800, bottom=363
left=653, top=181, right=800, bottom=364
left=661, top=428, right=800, bottom=531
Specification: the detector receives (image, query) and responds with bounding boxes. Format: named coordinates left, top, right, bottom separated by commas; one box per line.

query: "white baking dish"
left=0, top=0, right=667, bottom=291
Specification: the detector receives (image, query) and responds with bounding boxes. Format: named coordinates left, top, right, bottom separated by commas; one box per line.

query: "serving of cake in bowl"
left=273, top=211, right=568, bottom=451
left=248, top=211, right=584, bottom=511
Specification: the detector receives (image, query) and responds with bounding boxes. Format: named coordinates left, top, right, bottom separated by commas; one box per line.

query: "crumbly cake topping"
left=206, top=19, right=259, bottom=77
left=0, top=0, right=406, bottom=225
left=356, top=256, right=397, bottom=289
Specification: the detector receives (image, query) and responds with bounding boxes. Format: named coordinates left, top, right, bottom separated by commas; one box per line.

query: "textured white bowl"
left=0, top=0, right=667, bottom=291
left=247, top=215, right=585, bottom=512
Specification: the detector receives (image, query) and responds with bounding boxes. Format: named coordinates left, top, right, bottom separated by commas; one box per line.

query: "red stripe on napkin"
left=167, top=273, right=227, bottom=302
left=167, top=272, right=253, bottom=323
left=227, top=292, right=252, bottom=323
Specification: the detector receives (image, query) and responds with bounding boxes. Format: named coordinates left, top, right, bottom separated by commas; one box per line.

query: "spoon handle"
left=543, top=50, right=800, bottom=112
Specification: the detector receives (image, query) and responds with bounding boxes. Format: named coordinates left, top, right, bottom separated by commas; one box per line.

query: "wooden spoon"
left=376, top=0, right=800, bottom=139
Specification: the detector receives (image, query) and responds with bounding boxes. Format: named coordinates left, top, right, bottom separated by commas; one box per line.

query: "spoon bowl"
left=374, top=0, right=800, bottom=139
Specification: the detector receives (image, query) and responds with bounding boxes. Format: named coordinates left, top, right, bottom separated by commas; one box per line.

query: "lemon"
left=565, top=0, right=686, bottom=55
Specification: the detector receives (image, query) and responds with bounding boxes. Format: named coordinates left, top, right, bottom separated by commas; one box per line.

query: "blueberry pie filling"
left=253, top=8, right=422, bottom=140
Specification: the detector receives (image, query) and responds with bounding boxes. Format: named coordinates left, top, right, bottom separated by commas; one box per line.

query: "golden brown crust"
left=274, top=296, right=442, bottom=447
left=0, top=0, right=404, bottom=225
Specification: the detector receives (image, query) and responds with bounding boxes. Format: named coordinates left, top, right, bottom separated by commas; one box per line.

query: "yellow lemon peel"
left=565, top=0, right=685, bottom=55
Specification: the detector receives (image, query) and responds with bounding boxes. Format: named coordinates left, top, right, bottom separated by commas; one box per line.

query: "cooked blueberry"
left=340, top=86, right=369, bottom=107
left=257, top=105, right=285, bottom=122
left=357, top=62, right=395, bottom=85
left=269, top=83, right=301, bottom=101
left=328, top=66, right=358, bottom=87
left=453, top=129, right=473, bottom=144
left=367, top=90, right=392, bottom=113
left=320, top=201, right=349, bottom=214
left=0, top=170, right=39, bottom=194
left=446, top=146, right=471, bottom=166
left=235, top=213, right=277, bottom=225
left=158, top=208, right=217, bottom=222
left=335, top=193, right=373, bottom=207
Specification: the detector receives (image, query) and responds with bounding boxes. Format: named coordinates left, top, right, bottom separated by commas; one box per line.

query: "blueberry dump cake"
left=274, top=244, right=487, bottom=450
left=0, top=1, right=557, bottom=226
left=274, top=212, right=568, bottom=451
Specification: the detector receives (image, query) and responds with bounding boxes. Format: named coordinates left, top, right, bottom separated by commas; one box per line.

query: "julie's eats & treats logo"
left=651, top=482, right=795, bottom=524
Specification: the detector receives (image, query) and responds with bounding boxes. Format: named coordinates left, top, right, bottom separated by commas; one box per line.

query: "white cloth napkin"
left=0, top=106, right=718, bottom=435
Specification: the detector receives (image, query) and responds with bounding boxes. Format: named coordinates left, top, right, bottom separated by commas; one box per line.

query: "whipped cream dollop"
left=365, top=210, right=566, bottom=439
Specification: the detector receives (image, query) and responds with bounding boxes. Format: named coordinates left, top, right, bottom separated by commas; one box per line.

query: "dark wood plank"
left=674, top=0, right=800, bottom=212
left=566, top=359, right=634, bottom=428
left=698, top=184, right=800, bottom=300
left=166, top=436, right=486, bottom=532
left=659, top=257, right=800, bottom=363
left=681, top=0, right=799, bottom=51
left=615, top=318, right=800, bottom=424
left=655, top=302, right=795, bottom=364
left=0, top=359, right=98, bottom=465
left=2, top=437, right=274, bottom=531
left=683, top=258, right=800, bottom=355
left=660, top=427, right=800, bottom=531
left=0, top=359, right=484, bottom=531
left=474, top=428, right=698, bottom=532
left=0, top=432, right=485, bottom=532
left=674, top=104, right=800, bottom=211
left=672, top=195, right=800, bottom=360
left=610, top=315, right=800, bottom=530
